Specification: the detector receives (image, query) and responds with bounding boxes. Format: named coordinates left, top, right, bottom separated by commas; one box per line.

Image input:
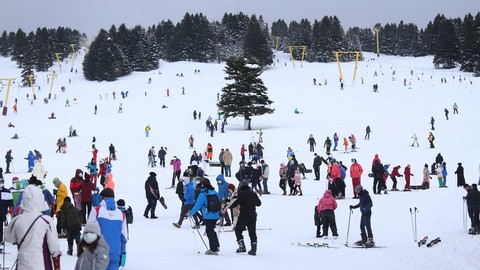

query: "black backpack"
left=125, top=206, right=134, bottom=224
left=206, top=194, right=222, bottom=213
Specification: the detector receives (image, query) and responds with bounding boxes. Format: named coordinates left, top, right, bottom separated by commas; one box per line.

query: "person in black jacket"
left=229, top=180, right=261, bottom=255
left=466, top=184, right=480, bottom=234
left=158, top=147, right=167, bottom=167
left=372, top=160, right=385, bottom=194
left=350, top=185, right=374, bottom=246
left=312, top=153, right=327, bottom=180
left=143, top=172, right=159, bottom=219
left=60, top=196, right=82, bottom=255
left=4, top=150, right=13, bottom=174
left=0, top=178, right=13, bottom=242
left=455, top=163, right=466, bottom=187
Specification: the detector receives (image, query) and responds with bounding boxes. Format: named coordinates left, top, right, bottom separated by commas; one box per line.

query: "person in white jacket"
left=6, top=185, right=61, bottom=269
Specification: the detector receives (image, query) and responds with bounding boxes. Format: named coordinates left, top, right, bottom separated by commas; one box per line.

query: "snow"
left=0, top=51, right=479, bottom=270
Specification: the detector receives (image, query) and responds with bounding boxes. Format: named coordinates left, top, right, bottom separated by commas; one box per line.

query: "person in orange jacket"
left=343, top=137, right=349, bottom=153
left=206, top=143, right=213, bottom=161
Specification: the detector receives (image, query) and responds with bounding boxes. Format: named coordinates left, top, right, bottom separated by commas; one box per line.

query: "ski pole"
left=192, top=219, right=208, bottom=250
left=188, top=217, right=201, bottom=254
left=409, top=208, right=415, bottom=242
left=345, top=208, right=352, bottom=247
left=414, top=207, right=418, bottom=242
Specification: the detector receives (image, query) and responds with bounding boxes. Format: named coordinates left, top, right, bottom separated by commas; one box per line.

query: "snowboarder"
left=350, top=185, right=374, bottom=247
left=229, top=180, right=262, bottom=256
left=307, top=134, right=316, bottom=152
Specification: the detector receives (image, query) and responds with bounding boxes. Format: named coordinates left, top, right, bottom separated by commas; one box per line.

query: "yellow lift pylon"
left=48, top=73, right=56, bottom=99
left=334, top=51, right=362, bottom=83
left=54, top=53, right=63, bottom=73
left=27, top=74, right=37, bottom=100
left=288, top=46, right=307, bottom=67
left=70, top=44, right=77, bottom=72
left=1, top=78, right=16, bottom=116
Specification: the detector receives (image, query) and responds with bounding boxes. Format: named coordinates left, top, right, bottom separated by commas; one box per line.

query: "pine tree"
left=459, top=13, right=478, bottom=72
left=433, top=19, right=459, bottom=69
left=12, top=29, right=28, bottom=67
left=243, top=15, right=273, bottom=67
left=217, top=57, right=274, bottom=130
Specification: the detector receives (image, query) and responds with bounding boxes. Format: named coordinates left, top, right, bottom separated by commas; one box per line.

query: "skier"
left=372, top=159, right=385, bottom=194
left=229, top=180, right=262, bottom=256
left=313, top=153, right=327, bottom=180
left=324, top=137, right=332, bottom=154
left=148, top=146, right=156, bottom=167
left=453, top=102, right=459, bottom=114
left=333, top=133, right=339, bottom=151
left=403, top=164, right=414, bottom=191
left=350, top=185, right=374, bottom=247
left=173, top=177, right=197, bottom=228
left=350, top=158, right=363, bottom=198
left=343, top=137, right=349, bottom=153
left=307, top=134, right=316, bottom=152
left=118, top=103, right=123, bottom=113
left=145, top=125, right=151, bottom=137
left=422, top=163, right=432, bottom=189
left=25, top=151, right=35, bottom=172
left=317, top=189, right=338, bottom=239
left=444, top=108, right=449, bottom=120
left=411, top=133, right=419, bottom=147
left=430, top=116, right=435, bottom=130
left=188, top=178, right=221, bottom=255
left=365, top=125, right=371, bottom=140
left=455, top=162, right=466, bottom=187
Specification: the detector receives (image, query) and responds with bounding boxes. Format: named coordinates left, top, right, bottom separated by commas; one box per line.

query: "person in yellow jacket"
left=145, top=125, right=151, bottom=137
left=53, top=177, right=68, bottom=237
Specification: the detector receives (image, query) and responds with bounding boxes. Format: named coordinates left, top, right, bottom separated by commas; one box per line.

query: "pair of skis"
left=418, top=236, right=441, bottom=247
left=292, top=242, right=338, bottom=249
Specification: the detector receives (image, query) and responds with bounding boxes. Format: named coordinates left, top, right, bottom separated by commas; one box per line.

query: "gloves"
left=349, top=205, right=354, bottom=209
left=120, top=252, right=126, bottom=267
left=53, top=189, right=58, bottom=195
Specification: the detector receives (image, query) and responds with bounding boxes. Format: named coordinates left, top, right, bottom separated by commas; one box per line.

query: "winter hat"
left=117, top=199, right=125, bottom=207
left=64, top=196, right=71, bottom=203
left=84, top=173, right=90, bottom=182
left=100, top=188, right=115, bottom=198
left=200, top=178, right=211, bottom=188
left=149, top=172, right=157, bottom=177
left=227, top=183, right=236, bottom=191
left=28, top=176, right=42, bottom=186
left=84, top=220, right=101, bottom=236
left=355, top=185, right=364, bottom=193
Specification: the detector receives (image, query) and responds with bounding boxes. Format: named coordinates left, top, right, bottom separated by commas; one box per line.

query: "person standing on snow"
left=324, top=137, right=332, bottom=154
left=453, top=102, right=459, bottom=114
left=6, top=185, right=62, bottom=269
left=223, top=148, right=233, bottom=177
left=350, top=185, right=374, bottom=247
left=147, top=146, right=156, bottom=167
left=390, top=165, right=403, bottom=191
left=144, top=172, right=159, bottom=219
left=444, top=108, right=449, bottom=120
left=430, top=116, right=435, bottom=130
left=240, top=144, right=246, bottom=162
left=372, top=159, right=385, bottom=194
left=88, top=188, right=127, bottom=269
left=188, top=135, right=194, bottom=149
left=170, top=156, right=182, bottom=188
left=403, top=164, right=414, bottom=191
left=188, top=178, right=221, bottom=255
left=5, top=150, right=13, bottom=173
left=25, top=150, right=35, bottom=172
left=428, top=132, right=435, bottom=148
left=229, top=180, right=262, bottom=256
left=455, top=162, right=466, bottom=187
left=158, top=147, right=167, bottom=167
left=365, top=125, right=371, bottom=140
left=317, top=189, right=338, bottom=239
left=173, top=177, right=197, bottom=228
left=307, top=134, right=316, bottom=152
left=411, top=133, right=419, bottom=147
left=350, top=158, right=363, bottom=198
left=333, top=133, right=339, bottom=151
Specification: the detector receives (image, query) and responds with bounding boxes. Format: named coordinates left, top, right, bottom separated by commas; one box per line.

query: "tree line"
left=0, top=12, right=479, bottom=82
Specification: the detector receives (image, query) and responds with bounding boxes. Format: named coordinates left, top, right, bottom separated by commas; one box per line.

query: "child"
left=343, top=137, right=348, bottom=153
left=293, top=168, right=303, bottom=196
left=314, top=205, right=322, bottom=238
left=60, top=196, right=82, bottom=255
left=279, top=163, right=287, bottom=196
left=92, top=187, right=100, bottom=207
left=317, top=190, right=338, bottom=239
left=298, top=163, right=307, bottom=179
left=117, top=199, right=132, bottom=239
left=422, top=163, right=432, bottom=189
left=75, top=220, right=110, bottom=270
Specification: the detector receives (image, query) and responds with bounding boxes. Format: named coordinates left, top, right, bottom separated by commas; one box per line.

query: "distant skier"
left=430, top=116, right=435, bottom=130
left=444, top=108, right=449, bottom=120
left=428, top=132, right=435, bottom=148
left=333, top=133, right=339, bottom=151
left=453, top=103, right=459, bottom=114
left=307, top=134, right=316, bottom=152
left=455, top=162, right=465, bottom=187
left=411, top=133, right=419, bottom=147
left=324, top=137, right=332, bottom=154
left=365, top=125, right=371, bottom=140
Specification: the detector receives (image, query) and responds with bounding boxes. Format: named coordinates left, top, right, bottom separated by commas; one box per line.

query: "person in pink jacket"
left=317, top=189, right=338, bottom=239
left=350, top=159, right=364, bottom=198
left=170, top=156, right=182, bottom=188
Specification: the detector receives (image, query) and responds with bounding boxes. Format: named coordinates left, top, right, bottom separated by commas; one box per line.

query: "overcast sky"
left=2, top=0, right=479, bottom=37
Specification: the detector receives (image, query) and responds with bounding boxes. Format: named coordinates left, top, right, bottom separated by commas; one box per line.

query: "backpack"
left=125, top=206, right=134, bottom=224
left=206, top=194, right=221, bottom=213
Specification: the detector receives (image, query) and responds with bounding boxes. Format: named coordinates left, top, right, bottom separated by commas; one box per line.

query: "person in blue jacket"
left=25, top=151, right=35, bottom=172
left=350, top=185, right=374, bottom=247
left=216, top=174, right=231, bottom=226
left=189, top=178, right=220, bottom=255
left=173, top=177, right=198, bottom=228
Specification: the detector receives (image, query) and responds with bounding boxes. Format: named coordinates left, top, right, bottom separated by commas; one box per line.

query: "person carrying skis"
left=229, top=180, right=262, bottom=256
left=350, top=185, right=374, bottom=247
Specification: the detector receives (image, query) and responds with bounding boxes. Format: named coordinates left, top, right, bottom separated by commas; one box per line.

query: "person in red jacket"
left=79, top=173, right=97, bottom=224
left=70, top=169, right=84, bottom=210
left=390, top=165, right=403, bottom=191
left=317, top=189, right=338, bottom=239
left=329, top=159, right=341, bottom=198
left=240, top=144, right=246, bottom=162
left=403, top=164, right=414, bottom=191
left=350, top=158, right=364, bottom=198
